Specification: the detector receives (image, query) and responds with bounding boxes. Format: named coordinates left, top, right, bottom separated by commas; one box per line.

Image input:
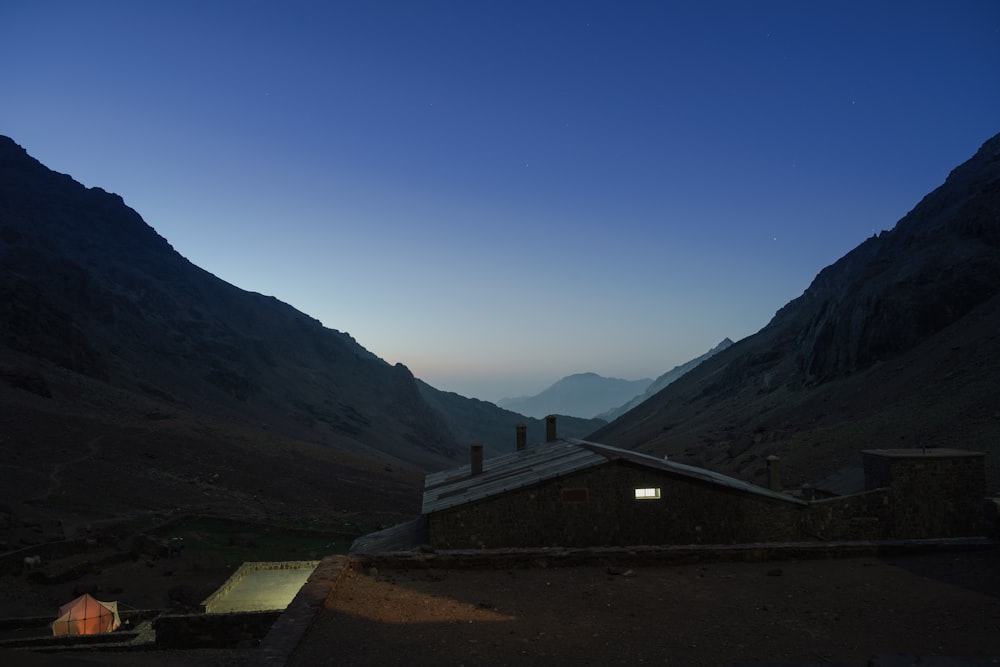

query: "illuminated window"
left=634, top=487, right=661, bottom=500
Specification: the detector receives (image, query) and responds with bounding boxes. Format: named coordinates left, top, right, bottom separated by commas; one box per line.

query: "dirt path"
left=33, top=436, right=105, bottom=503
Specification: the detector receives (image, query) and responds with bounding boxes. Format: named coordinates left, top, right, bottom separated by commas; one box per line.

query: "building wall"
left=800, top=489, right=892, bottom=541
left=863, top=451, right=987, bottom=538
left=429, top=461, right=862, bottom=549
left=429, top=450, right=988, bottom=549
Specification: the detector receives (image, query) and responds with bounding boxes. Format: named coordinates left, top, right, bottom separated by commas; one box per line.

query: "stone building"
left=422, top=421, right=988, bottom=549
left=862, top=448, right=987, bottom=539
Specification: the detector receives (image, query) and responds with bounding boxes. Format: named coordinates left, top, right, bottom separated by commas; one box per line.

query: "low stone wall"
left=244, top=555, right=350, bottom=667
left=0, top=628, right=142, bottom=650
left=153, top=610, right=282, bottom=649
left=801, top=489, right=892, bottom=541
left=0, top=538, right=92, bottom=575
left=352, top=538, right=998, bottom=571
left=25, top=551, right=134, bottom=585
left=0, top=610, right=159, bottom=650
left=0, top=608, right=160, bottom=632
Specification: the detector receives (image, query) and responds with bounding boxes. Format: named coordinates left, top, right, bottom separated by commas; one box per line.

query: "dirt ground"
left=289, top=548, right=1000, bottom=667
left=5, top=547, right=999, bottom=666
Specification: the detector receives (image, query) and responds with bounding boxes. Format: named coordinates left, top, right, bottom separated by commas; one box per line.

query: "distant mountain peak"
left=497, top=373, right=653, bottom=420
left=597, top=339, right=734, bottom=422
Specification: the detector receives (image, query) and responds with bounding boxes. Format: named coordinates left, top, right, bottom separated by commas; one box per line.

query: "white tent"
left=51, top=593, right=121, bottom=636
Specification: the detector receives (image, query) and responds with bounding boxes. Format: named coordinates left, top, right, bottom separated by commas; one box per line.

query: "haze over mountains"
left=497, top=373, right=653, bottom=419
left=1, top=130, right=998, bottom=533
left=498, top=338, right=734, bottom=420
left=596, top=338, right=733, bottom=422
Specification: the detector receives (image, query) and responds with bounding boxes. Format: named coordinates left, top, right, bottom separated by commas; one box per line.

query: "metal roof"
left=422, top=438, right=804, bottom=514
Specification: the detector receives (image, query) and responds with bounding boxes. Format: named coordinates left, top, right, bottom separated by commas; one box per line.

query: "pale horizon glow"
left=2, top=2, right=998, bottom=403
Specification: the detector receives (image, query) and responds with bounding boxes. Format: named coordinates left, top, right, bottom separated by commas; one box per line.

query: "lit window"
left=634, top=487, right=661, bottom=500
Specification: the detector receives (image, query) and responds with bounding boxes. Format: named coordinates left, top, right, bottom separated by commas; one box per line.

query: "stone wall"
left=0, top=538, right=91, bottom=575
left=430, top=461, right=826, bottom=549
left=800, top=489, right=892, bottom=541
left=864, top=449, right=987, bottom=538
left=430, top=451, right=989, bottom=550
left=153, top=610, right=282, bottom=649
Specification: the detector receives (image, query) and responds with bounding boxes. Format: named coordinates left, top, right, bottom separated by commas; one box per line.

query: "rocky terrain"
left=591, top=132, right=1000, bottom=494
left=1, top=130, right=999, bottom=665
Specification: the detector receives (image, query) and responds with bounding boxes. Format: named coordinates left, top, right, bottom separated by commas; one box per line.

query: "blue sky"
left=2, top=2, right=999, bottom=402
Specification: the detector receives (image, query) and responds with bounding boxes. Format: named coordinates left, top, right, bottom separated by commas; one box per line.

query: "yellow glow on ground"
left=325, top=569, right=515, bottom=624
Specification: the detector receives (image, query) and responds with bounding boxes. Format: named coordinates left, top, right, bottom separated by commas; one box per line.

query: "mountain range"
left=497, top=373, right=653, bottom=419
left=0, top=136, right=600, bottom=531
left=497, top=337, right=735, bottom=420
left=2, top=130, right=998, bottom=537
left=595, top=338, right=733, bottom=421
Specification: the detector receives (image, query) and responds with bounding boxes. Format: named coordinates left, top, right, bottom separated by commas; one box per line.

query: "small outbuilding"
left=862, top=447, right=987, bottom=539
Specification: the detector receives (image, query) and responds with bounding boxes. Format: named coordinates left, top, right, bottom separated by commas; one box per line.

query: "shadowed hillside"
left=0, top=136, right=586, bottom=535
left=591, top=132, right=1000, bottom=493
left=0, top=136, right=461, bottom=469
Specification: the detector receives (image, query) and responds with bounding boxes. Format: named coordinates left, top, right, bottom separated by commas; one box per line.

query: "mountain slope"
left=590, top=132, right=1000, bottom=492
left=597, top=338, right=733, bottom=421
left=0, top=135, right=462, bottom=472
left=0, top=135, right=630, bottom=536
left=497, top=373, right=651, bottom=419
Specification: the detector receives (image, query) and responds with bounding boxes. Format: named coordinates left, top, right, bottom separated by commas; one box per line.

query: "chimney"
left=766, top=455, right=781, bottom=491
left=516, top=423, right=527, bottom=451
left=545, top=415, right=557, bottom=443
left=470, top=442, right=484, bottom=476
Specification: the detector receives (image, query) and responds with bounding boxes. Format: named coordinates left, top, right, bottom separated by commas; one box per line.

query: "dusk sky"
left=3, top=2, right=999, bottom=402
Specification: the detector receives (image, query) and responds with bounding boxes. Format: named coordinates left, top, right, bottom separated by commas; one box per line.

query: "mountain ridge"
left=589, top=131, right=1000, bottom=491
left=0, top=135, right=598, bottom=529
left=0, top=133, right=456, bottom=468
left=596, top=338, right=733, bottom=421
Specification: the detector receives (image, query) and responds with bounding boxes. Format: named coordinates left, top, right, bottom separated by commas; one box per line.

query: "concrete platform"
left=202, top=561, right=318, bottom=614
